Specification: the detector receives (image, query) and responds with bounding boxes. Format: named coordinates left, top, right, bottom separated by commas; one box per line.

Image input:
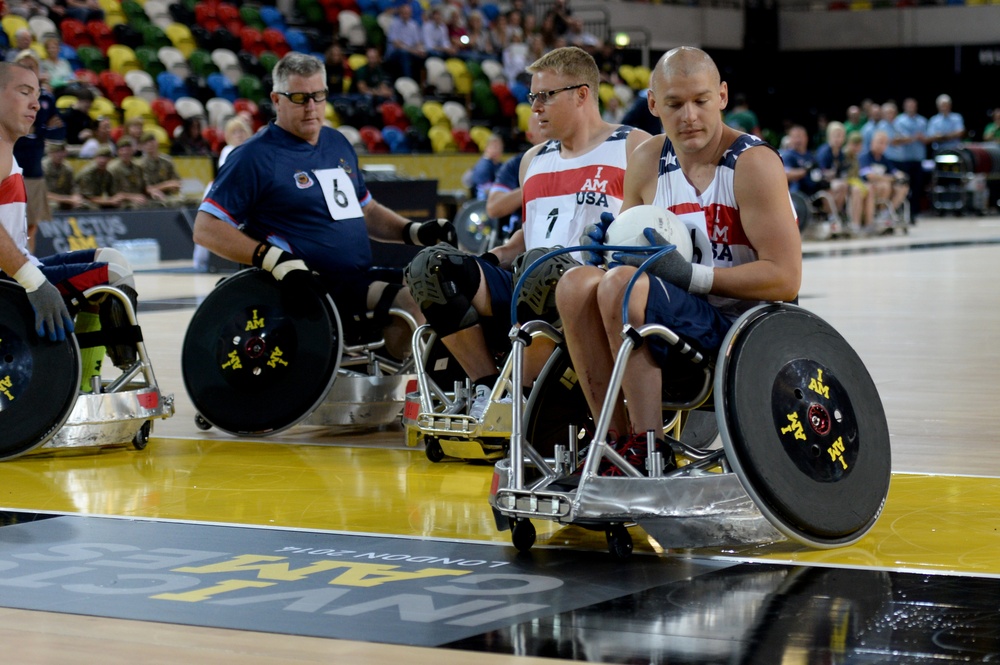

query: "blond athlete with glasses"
left=194, top=53, right=453, bottom=353
left=405, top=46, right=651, bottom=420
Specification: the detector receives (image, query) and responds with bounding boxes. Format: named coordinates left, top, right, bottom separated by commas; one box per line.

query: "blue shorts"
left=477, top=256, right=514, bottom=354
left=644, top=275, right=734, bottom=368
left=37, top=250, right=109, bottom=297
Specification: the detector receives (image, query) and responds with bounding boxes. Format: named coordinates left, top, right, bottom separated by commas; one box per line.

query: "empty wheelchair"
left=181, top=268, right=437, bottom=436
left=0, top=280, right=174, bottom=460
left=489, top=250, right=891, bottom=560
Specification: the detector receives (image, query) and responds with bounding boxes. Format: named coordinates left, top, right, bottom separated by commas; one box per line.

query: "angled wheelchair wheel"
left=454, top=198, right=497, bottom=254
left=716, top=304, right=891, bottom=548
left=524, top=344, right=592, bottom=457
left=181, top=269, right=342, bottom=436
left=0, top=281, right=80, bottom=460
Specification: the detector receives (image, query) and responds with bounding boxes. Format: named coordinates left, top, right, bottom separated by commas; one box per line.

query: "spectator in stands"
left=350, top=46, right=395, bottom=101
left=5, top=30, right=32, bottom=63
left=171, top=116, right=212, bottom=157
left=422, top=6, right=456, bottom=59
left=489, top=12, right=510, bottom=52
left=843, top=131, right=874, bottom=232
left=76, top=146, right=123, bottom=208
left=502, top=28, right=529, bottom=85
left=984, top=107, right=1000, bottom=142
left=463, top=132, right=504, bottom=201
left=593, top=41, right=624, bottom=86
left=139, top=132, right=183, bottom=206
left=860, top=102, right=881, bottom=152
left=13, top=49, right=64, bottom=253
left=860, top=130, right=909, bottom=229
left=122, top=117, right=145, bottom=155
left=926, top=93, right=965, bottom=155
left=893, top=97, right=927, bottom=223
left=463, top=10, right=496, bottom=61
left=601, top=95, right=624, bottom=123
left=108, top=137, right=149, bottom=208
left=40, top=35, right=75, bottom=93
left=43, top=140, right=90, bottom=210
left=385, top=2, right=426, bottom=80
left=724, top=93, right=761, bottom=135
left=60, top=87, right=95, bottom=145
left=78, top=116, right=116, bottom=159
left=543, top=0, right=572, bottom=37
left=504, top=9, right=526, bottom=44
left=564, top=17, right=599, bottom=53
left=781, top=124, right=831, bottom=203
left=324, top=42, right=351, bottom=97
left=815, top=121, right=852, bottom=225
left=843, top=104, right=864, bottom=137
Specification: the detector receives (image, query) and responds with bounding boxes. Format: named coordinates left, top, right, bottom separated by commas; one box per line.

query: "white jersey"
left=653, top=133, right=776, bottom=318
left=522, top=126, right=634, bottom=257
left=0, top=157, right=39, bottom=267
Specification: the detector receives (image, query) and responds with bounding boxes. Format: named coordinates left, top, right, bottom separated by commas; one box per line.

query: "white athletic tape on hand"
left=13, top=262, right=47, bottom=293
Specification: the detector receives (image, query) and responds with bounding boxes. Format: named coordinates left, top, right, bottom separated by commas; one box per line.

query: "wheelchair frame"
left=0, top=283, right=174, bottom=460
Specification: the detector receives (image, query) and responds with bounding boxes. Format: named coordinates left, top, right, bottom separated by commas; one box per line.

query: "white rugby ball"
left=604, top=205, right=693, bottom=265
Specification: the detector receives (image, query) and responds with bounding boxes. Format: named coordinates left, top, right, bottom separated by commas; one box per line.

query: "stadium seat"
left=239, top=4, right=264, bottom=29
left=442, top=100, right=469, bottom=129
left=135, top=45, right=166, bottom=77
left=188, top=48, right=218, bottom=77
left=337, top=10, right=365, bottom=48
left=156, top=71, right=190, bottom=101
left=142, top=23, right=173, bottom=51
left=157, top=46, right=190, bottom=77
left=284, top=28, right=310, bottom=54
left=143, top=122, right=172, bottom=151
left=211, top=47, right=243, bottom=84
left=28, top=15, right=57, bottom=43
left=107, top=44, right=141, bottom=73
left=490, top=81, right=516, bottom=117
left=515, top=102, right=532, bottom=132
left=324, top=101, right=339, bottom=126
left=124, top=69, right=158, bottom=102
left=175, top=96, right=206, bottom=122
left=480, top=58, right=504, bottom=84
left=381, top=125, right=409, bottom=153
left=259, top=6, right=286, bottom=29
left=56, top=95, right=78, bottom=110
left=393, top=76, right=422, bottom=107
left=121, top=95, right=155, bottom=122
left=74, top=68, right=99, bottom=88
left=75, top=45, right=108, bottom=73
left=424, top=56, right=452, bottom=95
left=421, top=100, right=447, bottom=128
left=120, top=0, right=148, bottom=25
left=451, top=127, right=476, bottom=152
left=359, top=125, right=389, bottom=153
left=112, top=23, right=145, bottom=50
left=206, top=71, right=238, bottom=101
left=428, top=124, right=457, bottom=153
left=469, top=125, right=492, bottom=152
left=233, top=98, right=260, bottom=126
left=258, top=51, right=279, bottom=76
left=89, top=95, right=117, bottom=121
left=335, top=124, right=363, bottom=151
left=87, top=20, right=116, bottom=54
left=380, top=101, right=408, bottom=129
left=216, top=2, right=242, bottom=25
left=165, top=22, right=198, bottom=58
left=240, top=26, right=266, bottom=56
left=237, top=74, right=264, bottom=103
left=445, top=58, right=472, bottom=95
left=206, top=96, right=235, bottom=128
left=261, top=28, right=290, bottom=57
left=60, top=18, right=91, bottom=49
left=2, top=14, right=28, bottom=46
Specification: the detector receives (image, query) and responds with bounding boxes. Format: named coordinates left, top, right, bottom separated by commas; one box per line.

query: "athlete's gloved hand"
left=579, top=211, right=615, bottom=266
left=613, top=228, right=714, bottom=295
left=14, top=263, right=74, bottom=341
left=252, top=243, right=309, bottom=281
left=404, top=219, right=457, bottom=247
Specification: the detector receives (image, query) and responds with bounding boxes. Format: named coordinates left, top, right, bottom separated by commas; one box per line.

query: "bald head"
left=651, top=47, right=721, bottom=93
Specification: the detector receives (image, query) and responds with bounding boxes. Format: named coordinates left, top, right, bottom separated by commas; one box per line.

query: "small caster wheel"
left=425, top=437, right=444, bottom=462
left=132, top=420, right=151, bottom=450
left=606, top=524, right=632, bottom=561
left=194, top=413, right=212, bottom=431
left=511, top=518, right=536, bottom=553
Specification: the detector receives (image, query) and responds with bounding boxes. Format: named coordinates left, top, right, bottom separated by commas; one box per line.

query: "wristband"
left=13, top=262, right=47, bottom=293
left=250, top=242, right=270, bottom=268
left=688, top=263, right=714, bottom=295
left=403, top=221, right=420, bottom=245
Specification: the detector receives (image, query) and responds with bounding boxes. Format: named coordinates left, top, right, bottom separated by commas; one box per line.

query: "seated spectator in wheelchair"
left=815, top=121, right=852, bottom=223
left=859, top=130, right=909, bottom=229
left=556, top=47, right=801, bottom=475
left=405, top=46, right=651, bottom=419
left=781, top=124, right=836, bottom=218
left=0, top=62, right=139, bottom=390
left=193, top=53, right=452, bottom=360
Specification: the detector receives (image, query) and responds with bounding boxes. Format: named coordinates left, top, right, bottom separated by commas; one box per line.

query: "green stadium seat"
left=188, top=48, right=218, bottom=77
left=237, top=73, right=264, bottom=102
left=135, top=45, right=166, bottom=77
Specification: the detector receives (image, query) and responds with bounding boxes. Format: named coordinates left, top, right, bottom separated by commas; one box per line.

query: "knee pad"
left=404, top=244, right=482, bottom=337
left=511, top=247, right=580, bottom=327
left=94, top=248, right=136, bottom=289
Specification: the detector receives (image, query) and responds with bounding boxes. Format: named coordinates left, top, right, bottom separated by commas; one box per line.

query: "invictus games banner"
left=35, top=209, right=198, bottom=261
left=0, top=516, right=728, bottom=646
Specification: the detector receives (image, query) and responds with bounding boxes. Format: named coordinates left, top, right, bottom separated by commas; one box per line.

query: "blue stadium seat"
left=206, top=71, right=238, bottom=102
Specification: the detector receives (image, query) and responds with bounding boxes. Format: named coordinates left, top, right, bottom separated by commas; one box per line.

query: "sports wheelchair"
left=0, top=279, right=174, bottom=460
left=488, top=247, right=892, bottom=559
left=181, top=268, right=452, bottom=436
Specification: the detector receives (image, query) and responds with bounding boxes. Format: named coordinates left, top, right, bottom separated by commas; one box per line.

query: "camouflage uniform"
left=140, top=153, right=184, bottom=207
left=75, top=163, right=116, bottom=205
left=43, top=155, right=93, bottom=210
left=108, top=158, right=148, bottom=209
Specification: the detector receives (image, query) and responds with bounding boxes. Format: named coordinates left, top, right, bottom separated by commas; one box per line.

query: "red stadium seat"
left=74, top=68, right=99, bottom=87
left=61, top=19, right=92, bottom=49
left=240, top=26, right=265, bottom=56
left=216, top=2, right=241, bottom=25
left=359, top=126, right=389, bottom=153
left=87, top=20, right=115, bottom=55
left=262, top=28, right=289, bottom=57
left=233, top=98, right=260, bottom=123
left=452, top=128, right=477, bottom=153
left=380, top=101, right=408, bottom=130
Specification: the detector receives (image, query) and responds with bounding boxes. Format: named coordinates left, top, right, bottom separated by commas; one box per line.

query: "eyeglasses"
left=275, top=89, right=329, bottom=105
left=526, top=84, right=587, bottom=106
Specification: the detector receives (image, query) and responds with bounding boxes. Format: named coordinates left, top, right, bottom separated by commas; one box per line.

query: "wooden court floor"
left=3, top=217, right=1000, bottom=662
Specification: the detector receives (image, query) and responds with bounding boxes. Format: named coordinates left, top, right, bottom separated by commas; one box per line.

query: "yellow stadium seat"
left=618, top=64, right=637, bottom=89
left=598, top=82, right=616, bottom=106
left=515, top=102, right=532, bottom=132
left=445, top=58, right=472, bottom=96
left=428, top=124, right=457, bottom=153
left=347, top=53, right=368, bottom=71
left=469, top=125, right=492, bottom=152
left=89, top=96, right=118, bottom=122
left=325, top=101, right=340, bottom=127
left=421, top=100, right=448, bottom=128
left=108, top=44, right=141, bottom=73
left=143, top=123, right=171, bottom=151
left=121, top=95, right=154, bottom=122
left=164, top=22, right=197, bottom=59
left=632, top=65, right=651, bottom=89
left=57, top=95, right=78, bottom=109
left=2, top=14, right=29, bottom=46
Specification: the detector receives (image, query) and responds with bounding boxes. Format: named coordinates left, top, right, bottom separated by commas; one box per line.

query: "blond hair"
left=527, top=46, right=599, bottom=96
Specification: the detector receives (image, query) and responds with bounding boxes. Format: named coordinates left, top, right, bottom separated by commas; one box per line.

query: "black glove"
left=579, top=211, right=615, bottom=266
left=613, top=228, right=713, bottom=294
left=27, top=280, right=75, bottom=341
left=404, top=219, right=457, bottom=247
left=251, top=243, right=309, bottom=281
